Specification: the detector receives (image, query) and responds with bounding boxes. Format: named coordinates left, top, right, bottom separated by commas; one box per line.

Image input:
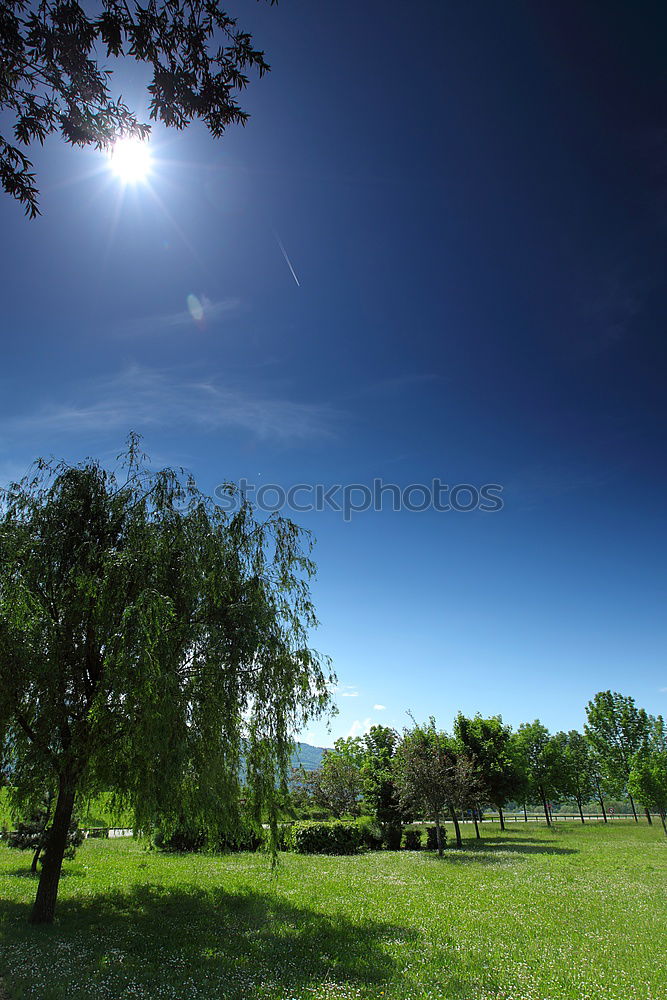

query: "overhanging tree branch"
left=0, top=0, right=276, bottom=215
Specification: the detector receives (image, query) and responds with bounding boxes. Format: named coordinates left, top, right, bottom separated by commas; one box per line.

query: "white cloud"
left=347, top=717, right=373, bottom=739
left=336, top=685, right=359, bottom=698
left=373, top=704, right=386, bottom=711
left=299, top=731, right=320, bottom=746
left=6, top=365, right=335, bottom=445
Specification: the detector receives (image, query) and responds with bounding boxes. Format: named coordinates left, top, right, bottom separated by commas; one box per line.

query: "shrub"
left=211, top=824, right=263, bottom=853
left=426, top=825, right=446, bottom=850
left=383, top=823, right=403, bottom=850
left=403, top=828, right=422, bottom=850
left=7, top=810, right=84, bottom=870
left=356, top=817, right=383, bottom=850
left=290, top=820, right=362, bottom=855
left=273, top=823, right=295, bottom=851
left=154, top=819, right=264, bottom=854
left=153, top=825, right=207, bottom=853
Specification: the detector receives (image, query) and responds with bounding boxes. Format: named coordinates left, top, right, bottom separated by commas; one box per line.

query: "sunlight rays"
left=107, top=136, right=152, bottom=184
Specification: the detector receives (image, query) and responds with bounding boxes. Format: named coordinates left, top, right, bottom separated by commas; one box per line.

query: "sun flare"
left=108, top=136, right=152, bottom=183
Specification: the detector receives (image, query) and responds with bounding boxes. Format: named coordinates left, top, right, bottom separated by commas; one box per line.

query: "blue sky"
left=1, top=0, right=666, bottom=745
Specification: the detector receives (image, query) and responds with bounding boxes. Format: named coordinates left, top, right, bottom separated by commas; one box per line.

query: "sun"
left=108, top=136, right=152, bottom=183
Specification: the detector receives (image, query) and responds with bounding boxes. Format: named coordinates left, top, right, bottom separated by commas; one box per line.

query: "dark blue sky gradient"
left=1, top=0, right=665, bottom=742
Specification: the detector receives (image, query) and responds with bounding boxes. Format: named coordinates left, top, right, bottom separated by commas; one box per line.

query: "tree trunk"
left=577, top=797, right=585, bottom=824
left=498, top=805, right=505, bottom=832
left=29, top=777, right=76, bottom=925
left=523, top=801, right=528, bottom=822
left=30, top=793, right=53, bottom=875
left=660, top=812, right=667, bottom=837
left=644, top=807, right=652, bottom=825
left=434, top=813, right=444, bottom=857
left=472, top=809, right=480, bottom=839
left=596, top=782, right=608, bottom=823
left=449, top=802, right=462, bottom=848
left=628, top=793, right=638, bottom=822
left=539, top=787, right=551, bottom=826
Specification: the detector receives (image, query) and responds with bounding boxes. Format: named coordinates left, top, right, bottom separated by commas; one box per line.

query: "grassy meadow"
left=1, top=821, right=665, bottom=1000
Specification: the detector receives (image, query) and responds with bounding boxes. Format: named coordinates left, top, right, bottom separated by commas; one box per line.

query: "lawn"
left=0, top=821, right=665, bottom=1000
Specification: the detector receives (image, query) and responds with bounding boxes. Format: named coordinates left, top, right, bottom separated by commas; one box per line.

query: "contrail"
left=275, top=233, right=301, bottom=287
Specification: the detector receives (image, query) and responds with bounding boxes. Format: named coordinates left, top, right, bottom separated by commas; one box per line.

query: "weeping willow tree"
left=0, top=435, right=332, bottom=924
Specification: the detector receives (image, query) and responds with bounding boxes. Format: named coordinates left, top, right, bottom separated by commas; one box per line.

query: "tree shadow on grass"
left=4, top=867, right=86, bottom=879
left=1, top=882, right=427, bottom=999
left=426, top=839, right=578, bottom=864
left=475, top=835, right=553, bottom=844
left=477, top=837, right=575, bottom=851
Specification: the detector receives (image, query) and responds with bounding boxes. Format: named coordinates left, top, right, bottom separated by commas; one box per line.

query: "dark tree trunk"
left=644, top=808, right=653, bottom=825
left=539, top=787, right=551, bottom=826
left=472, top=809, right=480, bottom=839
left=660, top=812, right=667, bottom=837
left=595, top=781, right=607, bottom=822
left=434, top=813, right=444, bottom=857
left=628, top=793, right=638, bottom=822
left=523, top=802, right=528, bottom=822
left=30, top=793, right=52, bottom=875
left=449, top=802, right=462, bottom=848
left=29, top=777, right=76, bottom=925
left=498, top=805, right=505, bottom=832
left=577, top=797, right=585, bottom=824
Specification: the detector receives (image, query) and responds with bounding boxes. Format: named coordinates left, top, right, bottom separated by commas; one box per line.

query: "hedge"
left=154, top=820, right=263, bottom=854
left=289, top=820, right=363, bottom=854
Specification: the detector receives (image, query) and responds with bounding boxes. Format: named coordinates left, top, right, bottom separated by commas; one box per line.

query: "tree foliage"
left=299, top=738, right=364, bottom=819
left=549, top=730, right=597, bottom=823
left=514, top=720, right=555, bottom=825
left=585, top=691, right=651, bottom=821
left=0, top=435, right=331, bottom=922
left=628, top=716, right=667, bottom=836
left=359, top=725, right=407, bottom=848
left=395, top=720, right=450, bottom=855
left=0, top=0, right=274, bottom=216
left=394, top=719, right=483, bottom=852
left=454, top=713, right=520, bottom=830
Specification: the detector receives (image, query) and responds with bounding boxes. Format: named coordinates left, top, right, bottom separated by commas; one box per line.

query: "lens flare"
left=187, top=294, right=204, bottom=323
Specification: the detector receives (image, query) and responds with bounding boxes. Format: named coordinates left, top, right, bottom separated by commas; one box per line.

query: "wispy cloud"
left=373, top=704, right=386, bottom=711
left=336, top=685, right=359, bottom=699
left=6, top=366, right=336, bottom=445
left=118, top=296, right=241, bottom=337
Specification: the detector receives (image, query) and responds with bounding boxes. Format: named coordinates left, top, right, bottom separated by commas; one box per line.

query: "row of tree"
left=290, top=691, right=667, bottom=855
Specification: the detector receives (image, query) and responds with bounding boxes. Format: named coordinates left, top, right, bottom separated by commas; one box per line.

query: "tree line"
left=290, top=691, right=667, bottom=856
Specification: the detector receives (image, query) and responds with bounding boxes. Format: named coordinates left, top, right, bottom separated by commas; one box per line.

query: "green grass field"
left=1, top=822, right=665, bottom=1000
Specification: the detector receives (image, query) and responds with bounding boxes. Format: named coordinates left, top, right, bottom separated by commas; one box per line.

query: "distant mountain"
left=291, top=742, right=326, bottom=771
